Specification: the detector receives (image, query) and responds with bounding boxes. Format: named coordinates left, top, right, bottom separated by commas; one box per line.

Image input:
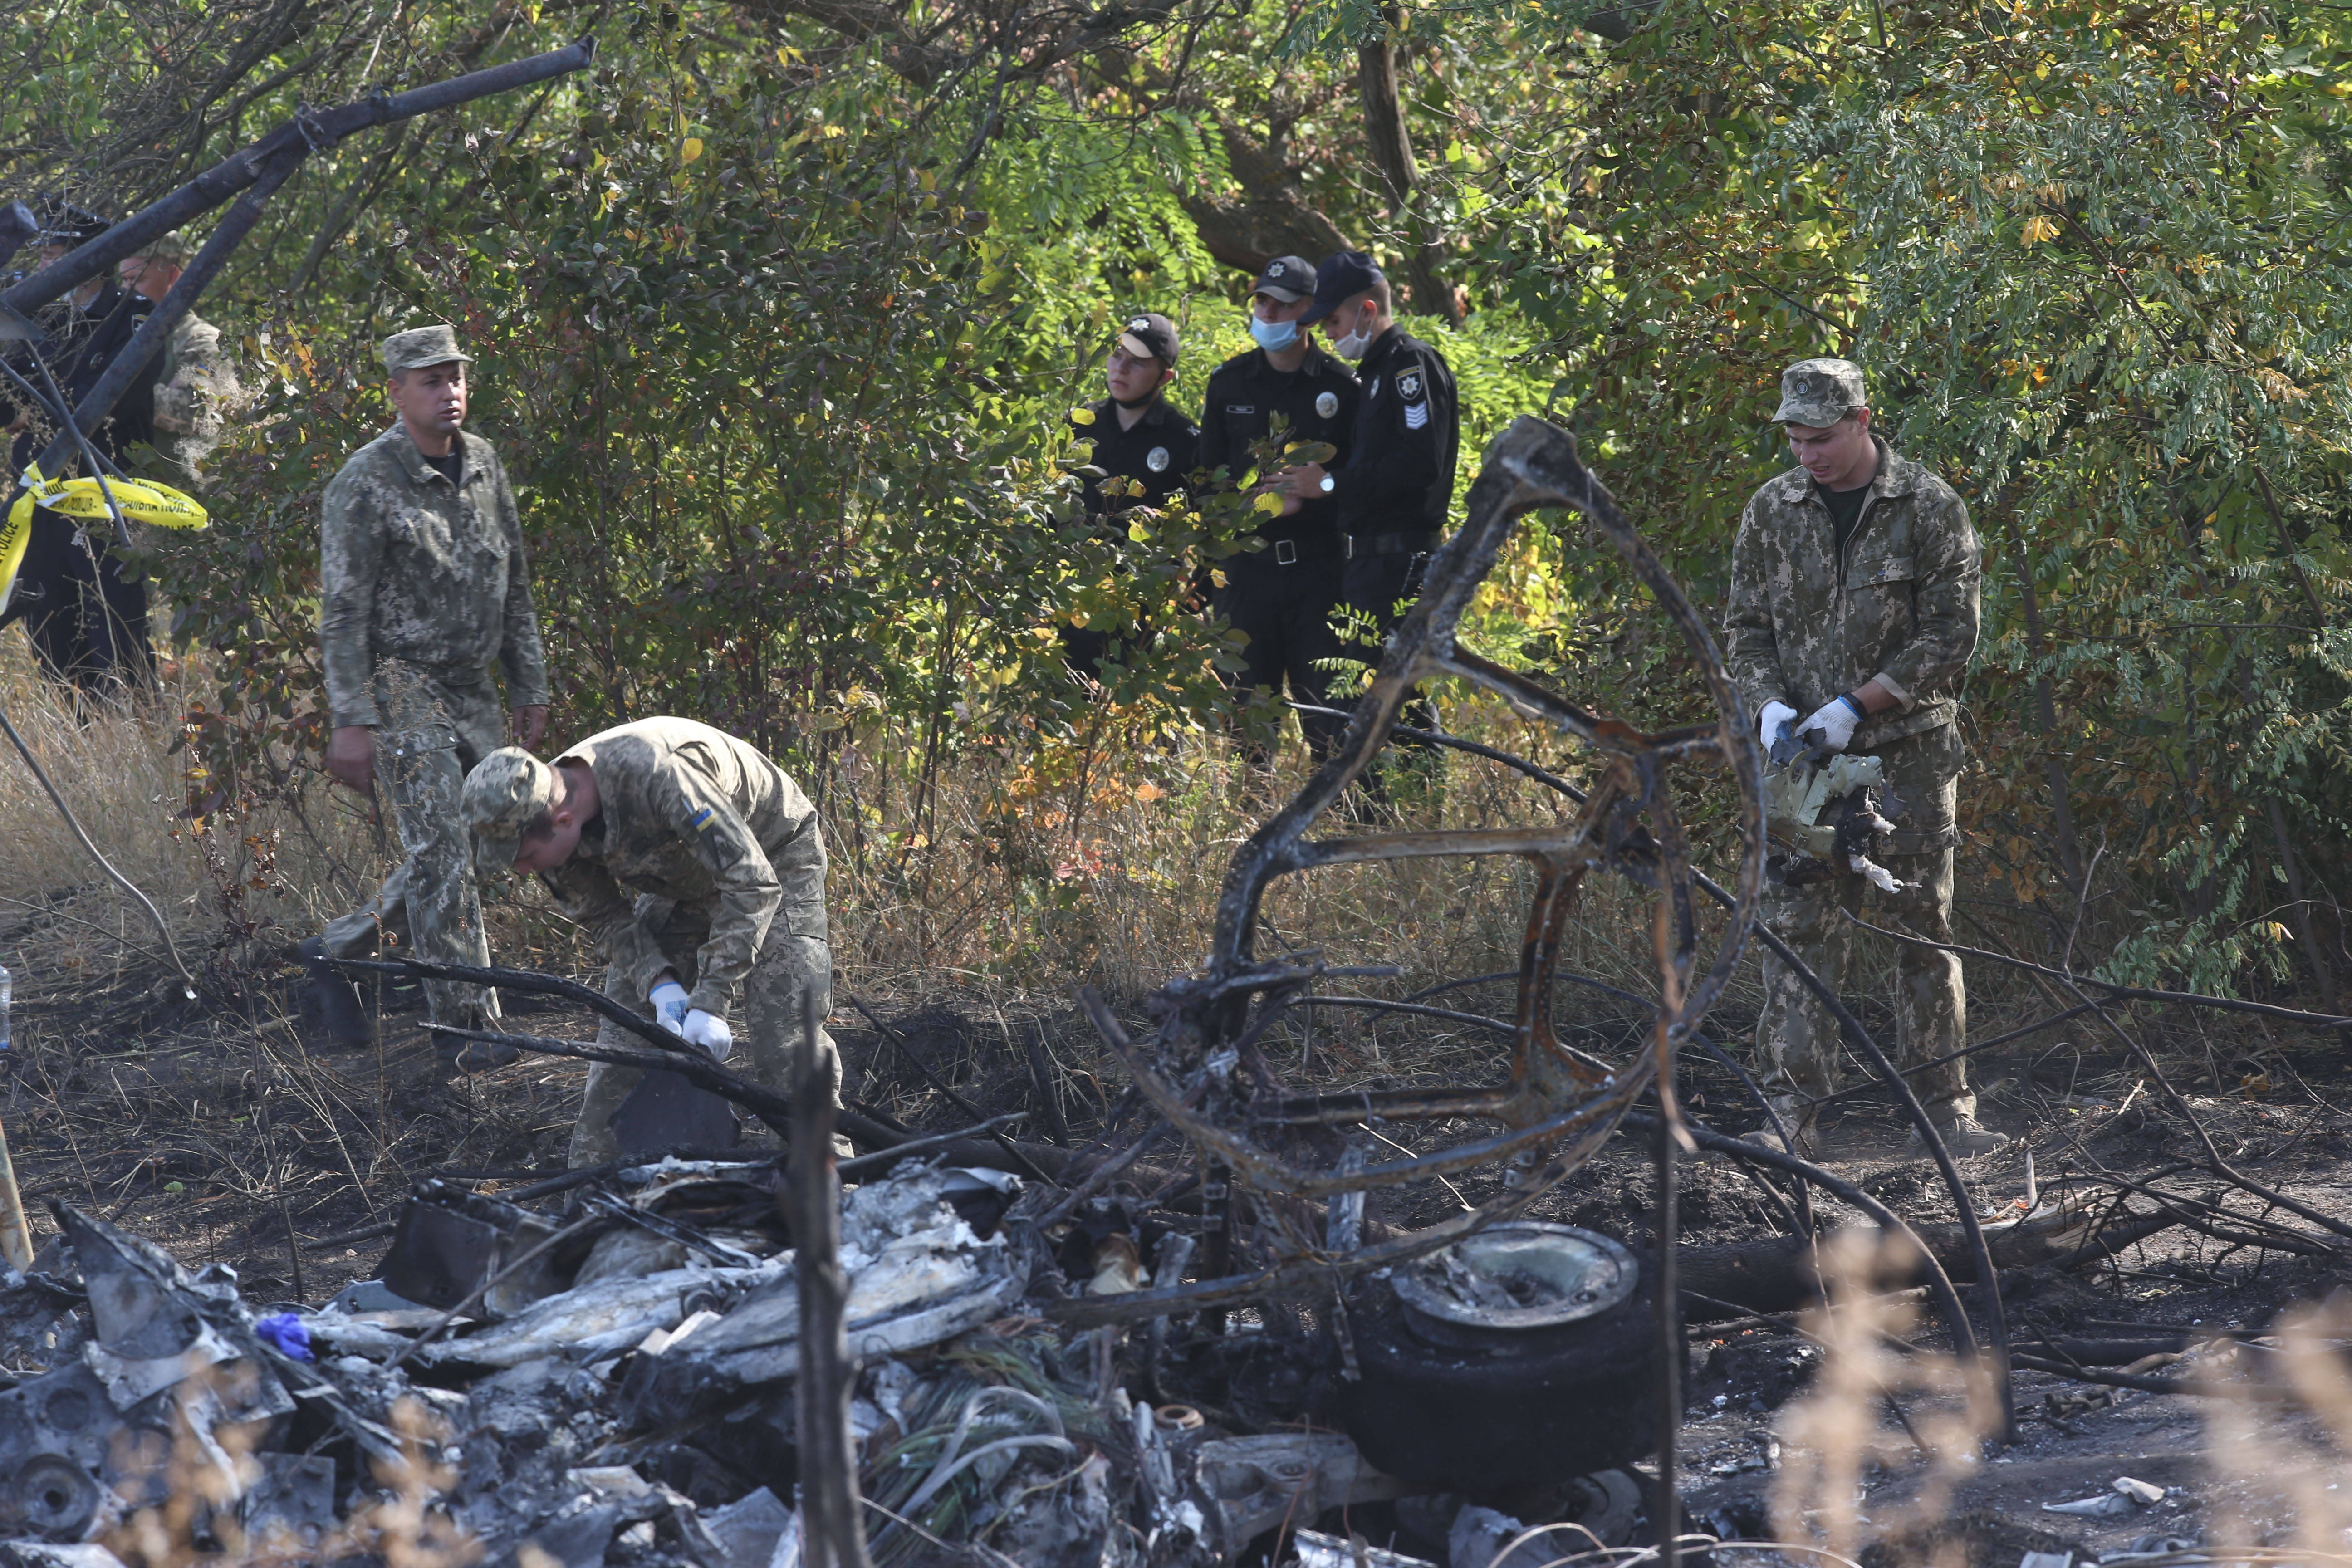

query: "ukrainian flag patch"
left=689, top=807, right=718, bottom=833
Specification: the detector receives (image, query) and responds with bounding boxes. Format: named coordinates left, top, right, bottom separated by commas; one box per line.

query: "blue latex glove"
left=255, top=1311, right=313, bottom=1362
left=650, top=980, right=691, bottom=1036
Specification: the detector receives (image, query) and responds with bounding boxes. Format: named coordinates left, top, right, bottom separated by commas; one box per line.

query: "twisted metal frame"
left=1051, top=416, right=1767, bottom=1328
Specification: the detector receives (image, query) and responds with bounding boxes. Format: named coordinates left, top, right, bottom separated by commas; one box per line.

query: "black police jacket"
left=1073, top=396, right=1198, bottom=519
left=34, top=284, right=162, bottom=463
left=1329, top=325, right=1459, bottom=545
left=1197, top=343, right=1359, bottom=562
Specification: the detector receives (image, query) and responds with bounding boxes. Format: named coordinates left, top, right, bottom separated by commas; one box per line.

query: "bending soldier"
left=1197, top=256, right=1359, bottom=760
left=300, top=325, right=550, bottom=1068
left=1726, top=358, right=2001, bottom=1159
left=461, top=718, right=839, bottom=1168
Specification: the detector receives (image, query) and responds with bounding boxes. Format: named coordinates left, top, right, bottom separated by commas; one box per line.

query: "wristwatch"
left=1318, top=474, right=1336, bottom=494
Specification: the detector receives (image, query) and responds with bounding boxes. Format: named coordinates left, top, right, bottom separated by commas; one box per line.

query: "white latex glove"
left=681, top=1009, right=734, bottom=1061
left=1758, top=700, right=1797, bottom=755
left=650, top=980, right=691, bottom=1035
left=1798, top=694, right=1868, bottom=753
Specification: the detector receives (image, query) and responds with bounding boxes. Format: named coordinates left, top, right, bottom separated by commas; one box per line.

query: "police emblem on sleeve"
left=1147, top=446, right=1170, bottom=472
left=1398, top=368, right=1423, bottom=401
left=1316, top=390, right=1339, bottom=419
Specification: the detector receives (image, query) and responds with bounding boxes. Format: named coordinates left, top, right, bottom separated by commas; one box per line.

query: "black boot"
left=436, top=1009, right=520, bottom=1077
left=297, top=937, right=372, bottom=1049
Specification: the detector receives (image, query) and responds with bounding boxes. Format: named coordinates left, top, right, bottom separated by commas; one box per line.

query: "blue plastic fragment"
left=255, top=1311, right=314, bottom=1362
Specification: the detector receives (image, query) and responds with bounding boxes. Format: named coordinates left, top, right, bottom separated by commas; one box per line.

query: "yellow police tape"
left=0, top=469, right=208, bottom=608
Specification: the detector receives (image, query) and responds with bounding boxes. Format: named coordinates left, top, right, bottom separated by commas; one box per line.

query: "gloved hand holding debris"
left=650, top=980, right=691, bottom=1034
left=681, top=1008, right=734, bottom=1060
left=1797, top=693, right=1866, bottom=753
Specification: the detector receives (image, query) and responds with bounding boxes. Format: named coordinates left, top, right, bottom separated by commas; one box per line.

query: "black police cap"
left=1115, top=311, right=1181, bottom=368
left=1250, top=255, right=1315, bottom=303
left=1299, top=250, right=1384, bottom=325
left=36, top=199, right=108, bottom=249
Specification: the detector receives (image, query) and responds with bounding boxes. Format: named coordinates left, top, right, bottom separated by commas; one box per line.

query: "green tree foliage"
left=9, top=0, right=2351, bottom=999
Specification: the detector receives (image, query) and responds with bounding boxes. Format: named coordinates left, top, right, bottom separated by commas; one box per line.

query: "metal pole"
left=793, top=991, right=873, bottom=1568
left=0, top=39, right=595, bottom=318
left=20, top=147, right=304, bottom=490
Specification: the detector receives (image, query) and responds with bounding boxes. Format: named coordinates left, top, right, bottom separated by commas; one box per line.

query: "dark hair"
left=517, top=807, right=556, bottom=846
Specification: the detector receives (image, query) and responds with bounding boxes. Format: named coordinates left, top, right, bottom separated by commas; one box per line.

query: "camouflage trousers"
left=318, top=665, right=503, bottom=1027
left=570, top=859, right=839, bottom=1168
left=1756, top=724, right=1970, bottom=1122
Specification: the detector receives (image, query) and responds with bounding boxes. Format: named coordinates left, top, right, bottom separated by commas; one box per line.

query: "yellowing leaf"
left=1133, top=782, right=1165, bottom=802
left=681, top=137, right=704, bottom=163
left=1254, top=492, right=1285, bottom=516
left=1070, top=406, right=1097, bottom=426
left=2020, top=214, right=2060, bottom=245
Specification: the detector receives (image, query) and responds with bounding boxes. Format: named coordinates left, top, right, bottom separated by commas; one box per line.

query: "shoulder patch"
left=1397, top=368, right=1423, bottom=402
left=688, top=806, right=719, bottom=834
left=1404, top=400, right=1430, bottom=431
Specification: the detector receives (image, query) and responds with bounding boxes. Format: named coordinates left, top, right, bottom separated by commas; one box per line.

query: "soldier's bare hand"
left=325, top=725, right=376, bottom=792
left=512, top=705, right=549, bottom=749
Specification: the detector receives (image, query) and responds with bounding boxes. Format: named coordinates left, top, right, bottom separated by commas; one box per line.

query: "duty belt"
left=1344, top=530, right=1437, bottom=560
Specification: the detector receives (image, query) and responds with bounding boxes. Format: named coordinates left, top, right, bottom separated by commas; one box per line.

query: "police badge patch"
left=1397, top=368, right=1422, bottom=401
left=1147, top=446, right=1170, bottom=472
left=1315, top=391, right=1339, bottom=419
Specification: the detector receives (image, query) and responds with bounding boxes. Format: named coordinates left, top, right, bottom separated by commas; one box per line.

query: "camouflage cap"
left=132, top=230, right=193, bottom=267
left=381, top=323, right=474, bottom=376
left=1774, top=358, right=1867, bottom=427
left=462, top=747, right=557, bottom=878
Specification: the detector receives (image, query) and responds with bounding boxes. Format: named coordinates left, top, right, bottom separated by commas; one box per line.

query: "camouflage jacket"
left=1725, top=441, right=1980, bottom=752
left=318, top=423, right=549, bottom=730
left=539, top=718, right=824, bottom=1014
left=153, top=313, right=238, bottom=442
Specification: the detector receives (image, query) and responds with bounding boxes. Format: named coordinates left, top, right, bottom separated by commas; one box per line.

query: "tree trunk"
left=1679, top=1199, right=2182, bottom=1318
left=1355, top=18, right=1460, bottom=323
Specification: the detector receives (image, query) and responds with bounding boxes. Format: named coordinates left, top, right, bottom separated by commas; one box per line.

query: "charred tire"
left=1336, top=1256, right=1676, bottom=1491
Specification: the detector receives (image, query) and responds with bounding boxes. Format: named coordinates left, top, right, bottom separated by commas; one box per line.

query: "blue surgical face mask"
left=1250, top=314, right=1300, bottom=352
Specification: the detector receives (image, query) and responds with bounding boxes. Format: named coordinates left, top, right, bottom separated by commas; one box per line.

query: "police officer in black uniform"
left=1197, top=256, right=1360, bottom=759
left=1, top=204, right=165, bottom=693
left=1064, top=311, right=1198, bottom=678
left=1276, top=252, right=1459, bottom=643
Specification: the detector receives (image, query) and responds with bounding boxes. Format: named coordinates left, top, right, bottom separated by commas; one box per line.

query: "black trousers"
left=1340, top=544, right=1436, bottom=772
left=1214, top=558, right=1348, bottom=758
left=6, top=507, right=152, bottom=694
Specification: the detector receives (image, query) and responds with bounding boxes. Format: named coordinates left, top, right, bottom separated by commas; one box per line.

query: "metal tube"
left=793, top=990, right=875, bottom=1568
left=0, top=39, right=595, bottom=316
left=21, top=147, right=303, bottom=490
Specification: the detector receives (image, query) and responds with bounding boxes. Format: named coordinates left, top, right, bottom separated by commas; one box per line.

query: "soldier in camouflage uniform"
left=116, top=231, right=241, bottom=474
left=302, top=325, right=550, bottom=1064
left=1725, top=358, right=2004, bottom=1159
left=460, top=718, right=839, bottom=1167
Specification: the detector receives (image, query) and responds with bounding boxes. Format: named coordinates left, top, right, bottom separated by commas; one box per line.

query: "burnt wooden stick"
left=793, top=991, right=874, bottom=1568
